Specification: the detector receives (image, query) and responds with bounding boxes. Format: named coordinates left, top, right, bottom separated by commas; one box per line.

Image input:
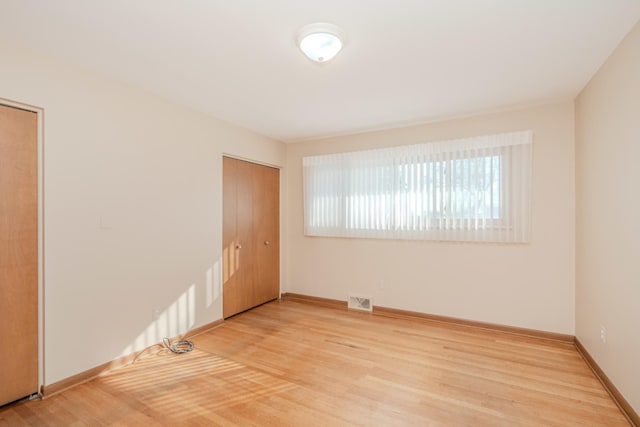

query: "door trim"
left=221, top=153, right=281, bottom=170
left=1, top=97, right=44, bottom=396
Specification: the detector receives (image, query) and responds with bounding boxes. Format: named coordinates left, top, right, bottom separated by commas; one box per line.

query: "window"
left=303, top=130, right=532, bottom=243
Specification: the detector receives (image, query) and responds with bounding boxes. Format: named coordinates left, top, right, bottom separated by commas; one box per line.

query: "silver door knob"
left=264, top=240, right=270, bottom=246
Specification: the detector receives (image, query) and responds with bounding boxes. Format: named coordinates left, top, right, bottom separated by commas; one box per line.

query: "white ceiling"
left=1, top=1, right=639, bottom=142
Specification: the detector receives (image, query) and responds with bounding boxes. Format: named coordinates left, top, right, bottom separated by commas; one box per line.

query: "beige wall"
left=575, top=22, right=640, bottom=413
left=0, top=41, right=285, bottom=385
left=285, top=102, right=575, bottom=334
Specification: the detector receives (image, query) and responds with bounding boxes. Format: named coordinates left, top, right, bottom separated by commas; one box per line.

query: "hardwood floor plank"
left=0, top=300, right=630, bottom=426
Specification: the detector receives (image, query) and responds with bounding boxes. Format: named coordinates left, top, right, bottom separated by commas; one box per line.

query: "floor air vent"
left=348, top=294, right=372, bottom=312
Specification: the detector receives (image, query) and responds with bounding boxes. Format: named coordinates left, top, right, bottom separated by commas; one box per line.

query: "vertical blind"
left=303, top=130, right=533, bottom=243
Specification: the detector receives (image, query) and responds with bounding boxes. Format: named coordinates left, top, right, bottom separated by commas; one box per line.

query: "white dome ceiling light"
left=297, top=23, right=344, bottom=63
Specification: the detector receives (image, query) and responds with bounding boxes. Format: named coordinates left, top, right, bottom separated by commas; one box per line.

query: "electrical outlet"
left=600, top=325, right=606, bottom=343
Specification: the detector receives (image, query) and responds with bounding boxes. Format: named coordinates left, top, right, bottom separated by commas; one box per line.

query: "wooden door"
left=222, top=157, right=255, bottom=317
left=0, top=104, right=38, bottom=405
left=253, top=163, right=279, bottom=304
left=223, top=157, right=279, bottom=318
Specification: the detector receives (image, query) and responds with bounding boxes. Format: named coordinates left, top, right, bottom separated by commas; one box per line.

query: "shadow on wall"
left=117, top=257, right=224, bottom=358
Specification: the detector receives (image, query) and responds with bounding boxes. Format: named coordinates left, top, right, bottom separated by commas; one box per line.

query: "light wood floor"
left=0, top=300, right=629, bottom=426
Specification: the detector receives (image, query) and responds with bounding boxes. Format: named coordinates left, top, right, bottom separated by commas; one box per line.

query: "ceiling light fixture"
left=297, top=23, right=344, bottom=63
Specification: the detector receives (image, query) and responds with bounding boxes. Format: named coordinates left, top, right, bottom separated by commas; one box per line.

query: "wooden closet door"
left=222, top=157, right=279, bottom=318
left=253, top=163, right=279, bottom=304
left=233, top=159, right=257, bottom=314
left=222, top=157, right=241, bottom=318
left=0, top=104, right=38, bottom=406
